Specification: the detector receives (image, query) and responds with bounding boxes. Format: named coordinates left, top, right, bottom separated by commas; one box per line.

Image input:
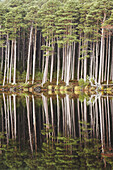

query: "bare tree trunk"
left=111, top=38, right=113, bottom=81
left=84, top=39, right=87, bottom=81
left=61, top=44, right=65, bottom=80
left=102, top=38, right=105, bottom=82
left=3, top=43, right=7, bottom=86
left=26, top=25, right=33, bottom=83
left=23, top=30, right=25, bottom=70
left=50, top=37, right=54, bottom=82
left=95, top=40, right=99, bottom=82
left=104, top=32, right=108, bottom=81
left=98, top=13, right=106, bottom=84
left=57, top=38, right=60, bottom=85
left=81, top=37, right=84, bottom=79
left=13, top=39, right=16, bottom=84
left=32, top=26, right=37, bottom=84
left=18, top=28, right=20, bottom=62
left=90, top=42, right=93, bottom=79
left=42, top=39, right=49, bottom=86
left=39, top=32, right=41, bottom=71
left=107, top=32, right=111, bottom=85
left=72, top=42, right=75, bottom=80
left=7, top=33, right=10, bottom=83
left=1, top=47, right=3, bottom=71
left=9, top=40, right=14, bottom=83
left=66, top=45, right=71, bottom=86
left=77, top=34, right=81, bottom=80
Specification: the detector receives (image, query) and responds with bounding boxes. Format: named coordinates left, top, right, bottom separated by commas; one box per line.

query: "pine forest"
left=0, top=0, right=113, bottom=88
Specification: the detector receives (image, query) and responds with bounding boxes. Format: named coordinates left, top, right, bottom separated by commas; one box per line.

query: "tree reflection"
left=0, top=93, right=113, bottom=168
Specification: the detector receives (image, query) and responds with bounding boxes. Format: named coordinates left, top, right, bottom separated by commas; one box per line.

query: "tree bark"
left=26, top=24, right=33, bottom=83
left=32, top=26, right=37, bottom=84
left=13, top=39, right=16, bottom=84
left=57, top=38, right=60, bottom=85
left=107, top=31, right=111, bottom=85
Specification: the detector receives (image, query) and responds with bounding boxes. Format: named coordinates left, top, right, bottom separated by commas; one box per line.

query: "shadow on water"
left=0, top=92, right=113, bottom=169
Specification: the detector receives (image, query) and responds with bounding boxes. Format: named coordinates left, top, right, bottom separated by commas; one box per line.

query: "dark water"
left=0, top=92, right=113, bottom=169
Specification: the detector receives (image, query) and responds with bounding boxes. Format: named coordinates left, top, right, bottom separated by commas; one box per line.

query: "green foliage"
left=35, top=71, right=43, bottom=80
left=21, top=70, right=26, bottom=81
left=78, top=78, right=89, bottom=88
left=79, top=92, right=90, bottom=103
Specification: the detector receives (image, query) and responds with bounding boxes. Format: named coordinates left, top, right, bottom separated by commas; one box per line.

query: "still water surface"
left=0, top=92, right=113, bottom=169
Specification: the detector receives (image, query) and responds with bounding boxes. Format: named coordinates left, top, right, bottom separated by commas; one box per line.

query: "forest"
left=0, top=0, right=113, bottom=87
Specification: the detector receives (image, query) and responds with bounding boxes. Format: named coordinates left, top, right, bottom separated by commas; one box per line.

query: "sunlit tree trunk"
left=13, top=39, right=17, bottom=84
left=72, top=42, right=75, bottom=80
left=101, top=38, right=105, bottom=82
left=104, top=32, right=108, bottom=81
left=9, top=40, right=14, bottom=83
left=77, top=34, right=81, bottom=80
left=66, top=45, right=71, bottom=86
left=3, top=42, right=7, bottom=86
left=61, top=44, right=65, bottom=80
left=95, top=40, right=99, bottom=82
left=50, top=36, right=54, bottom=82
left=26, top=24, right=33, bottom=83
left=1, top=46, right=3, bottom=71
left=42, top=38, right=49, bottom=86
left=98, top=13, right=106, bottom=84
left=57, top=38, right=60, bottom=85
left=107, top=32, right=111, bottom=85
left=32, top=26, right=37, bottom=84
left=111, top=39, right=113, bottom=81
left=7, top=33, right=10, bottom=83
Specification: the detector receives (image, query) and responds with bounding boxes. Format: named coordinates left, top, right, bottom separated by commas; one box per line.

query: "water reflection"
left=0, top=93, right=113, bottom=168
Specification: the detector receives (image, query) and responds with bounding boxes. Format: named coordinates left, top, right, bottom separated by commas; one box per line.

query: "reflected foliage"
left=0, top=130, right=105, bottom=169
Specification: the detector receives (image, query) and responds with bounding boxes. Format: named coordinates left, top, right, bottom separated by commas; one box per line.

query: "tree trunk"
left=13, top=39, right=16, bottom=84
left=9, top=40, right=14, bottom=83
left=77, top=34, right=81, bottom=80
left=101, top=38, right=105, bottom=82
left=95, top=40, right=99, bottom=82
left=3, top=43, right=7, bottom=86
left=57, top=38, right=60, bottom=85
left=98, top=13, right=106, bottom=84
left=50, top=37, right=54, bottom=82
left=104, top=32, right=108, bottom=81
left=42, top=39, right=49, bottom=86
left=61, top=44, right=65, bottom=80
left=32, top=26, right=37, bottom=84
left=26, top=25, right=33, bottom=83
left=72, top=42, right=75, bottom=80
left=66, top=45, right=71, bottom=86
left=110, top=38, right=113, bottom=81
left=7, top=33, right=10, bottom=83
left=107, top=31, right=111, bottom=85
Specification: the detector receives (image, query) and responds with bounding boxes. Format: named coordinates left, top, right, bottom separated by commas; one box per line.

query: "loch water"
left=0, top=92, right=113, bottom=169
